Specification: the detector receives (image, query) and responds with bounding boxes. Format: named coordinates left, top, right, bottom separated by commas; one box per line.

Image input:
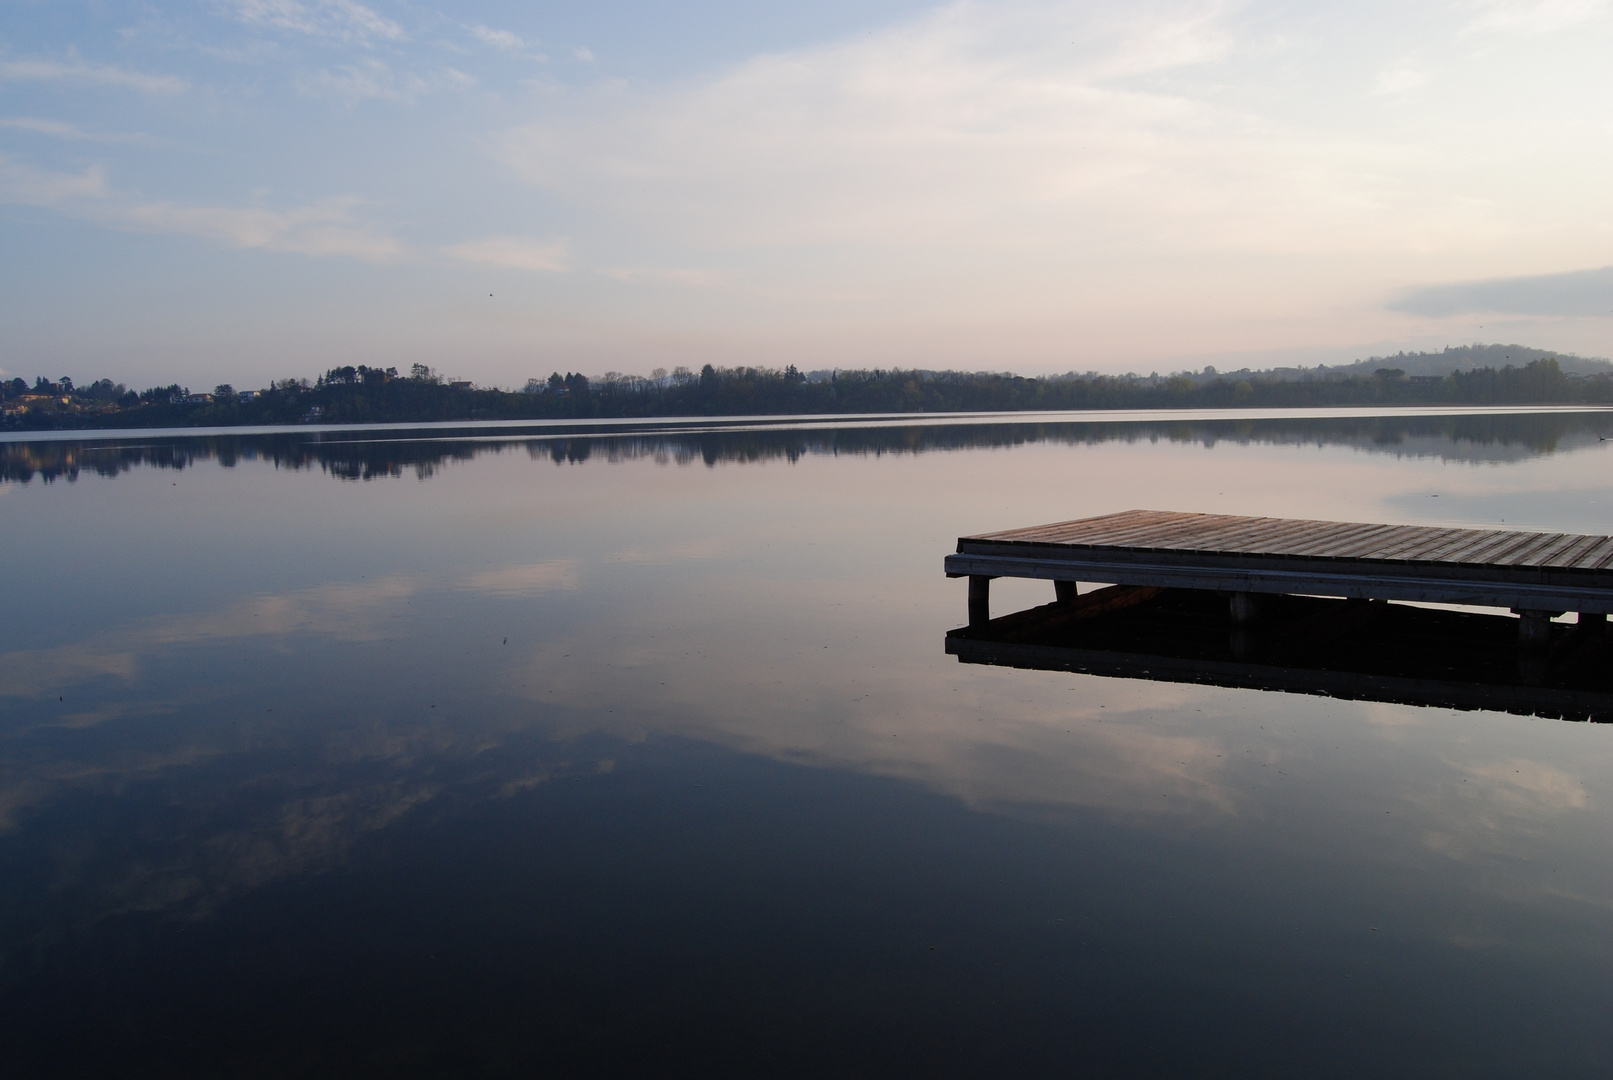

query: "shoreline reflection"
left=4, top=409, right=1611, bottom=484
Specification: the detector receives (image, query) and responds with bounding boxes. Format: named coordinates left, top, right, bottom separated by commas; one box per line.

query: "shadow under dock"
left=946, top=586, right=1613, bottom=722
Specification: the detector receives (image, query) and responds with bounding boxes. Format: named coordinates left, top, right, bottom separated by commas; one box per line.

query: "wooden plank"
left=1478, top=530, right=1557, bottom=566
left=1554, top=533, right=1610, bottom=568
left=1531, top=534, right=1589, bottom=566
left=1502, top=532, right=1576, bottom=567
left=1257, top=519, right=1355, bottom=552
left=1388, top=529, right=1479, bottom=563
left=1278, top=522, right=1406, bottom=559
left=1415, top=528, right=1517, bottom=564
left=1061, top=513, right=1206, bottom=547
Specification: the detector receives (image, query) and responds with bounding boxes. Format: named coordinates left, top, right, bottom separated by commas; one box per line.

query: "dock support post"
left=1054, top=580, right=1077, bottom=605
left=1514, top=609, right=1561, bottom=648
left=968, top=575, right=992, bottom=627
left=1229, top=592, right=1258, bottom=624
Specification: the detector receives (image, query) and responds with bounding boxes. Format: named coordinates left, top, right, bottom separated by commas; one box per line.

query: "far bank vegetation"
left=5, top=345, right=1611, bottom=431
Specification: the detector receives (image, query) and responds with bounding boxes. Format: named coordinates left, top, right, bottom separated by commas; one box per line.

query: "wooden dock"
left=946, top=510, right=1613, bottom=638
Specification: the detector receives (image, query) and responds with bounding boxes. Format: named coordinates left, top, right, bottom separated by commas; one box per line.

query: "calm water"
left=5, top=409, right=1613, bottom=1077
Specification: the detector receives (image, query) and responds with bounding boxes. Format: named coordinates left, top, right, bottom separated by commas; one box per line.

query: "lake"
left=5, top=407, right=1613, bottom=1077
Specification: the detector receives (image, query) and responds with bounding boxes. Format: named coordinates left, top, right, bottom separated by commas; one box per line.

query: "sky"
left=2, top=0, right=1613, bottom=389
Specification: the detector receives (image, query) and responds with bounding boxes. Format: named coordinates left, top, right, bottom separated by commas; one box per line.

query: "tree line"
left=4, top=357, right=1610, bottom=431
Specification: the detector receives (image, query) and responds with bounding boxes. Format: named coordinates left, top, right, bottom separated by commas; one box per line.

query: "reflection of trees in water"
left=3, top=412, right=1609, bottom=483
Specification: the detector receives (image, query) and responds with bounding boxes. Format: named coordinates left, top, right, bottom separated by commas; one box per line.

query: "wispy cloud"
left=0, top=117, right=159, bottom=145
left=459, top=560, right=580, bottom=595
left=0, top=156, right=408, bottom=262
left=1390, top=265, right=1613, bottom=318
left=470, top=24, right=529, bottom=52
left=119, top=197, right=410, bottom=261
left=0, top=154, right=109, bottom=203
left=1, top=152, right=578, bottom=270
left=444, top=236, right=569, bottom=271
left=495, top=2, right=1367, bottom=257
left=227, top=0, right=402, bottom=42
left=1462, top=0, right=1610, bottom=35
left=1460, top=757, right=1588, bottom=813
left=296, top=59, right=474, bottom=103
left=0, top=56, right=187, bottom=94
left=1372, top=65, right=1428, bottom=95
left=600, top=265, right=722, bottom=287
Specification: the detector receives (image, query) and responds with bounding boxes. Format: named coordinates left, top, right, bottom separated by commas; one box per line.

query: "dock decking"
left=945, top=510, right=1613, bottom=632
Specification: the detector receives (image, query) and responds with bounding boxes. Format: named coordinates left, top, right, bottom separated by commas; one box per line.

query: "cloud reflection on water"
left=4, top=410, right=1613, bottom=940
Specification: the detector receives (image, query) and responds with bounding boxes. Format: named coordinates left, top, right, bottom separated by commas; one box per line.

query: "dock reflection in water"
left=948, top=586, right=1613, bottom=722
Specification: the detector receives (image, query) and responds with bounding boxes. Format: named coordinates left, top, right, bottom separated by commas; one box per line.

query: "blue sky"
left=3, top=0, right=1613, bottom=388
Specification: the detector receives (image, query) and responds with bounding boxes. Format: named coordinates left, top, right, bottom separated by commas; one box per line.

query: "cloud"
left=0, top=57, right=186, bottom=94
left=468, top=0, right=1613, bottom=370
left=444, top=236, right=569, bottom=271
left=459, top=561, right=580, bottom=595
left=493, top=1, right=1409, bottom=260
left=297, top=59, right=475, bottom=103
left=1460, top=757, right=1588, bottom=813
left=0, top=155, right=572, bottom=270
left=1372, top=66, right=1428, bottom=95
left=118, top=197, right=411, bottom=261
left=0, top=645, right=137, bottom=699
left=0, top=117, right=158, bottom=144
left=227, top=0, right=402, bottom=42
left=0, top=154, right=109, bottom=203
left=1462, top=0, right=1610, bottom=35
left=572, top=46, right=594, bottom=62
left=0, top=156, right=409, bottom=262
left=470, top=24, right=529, bottom=52
left=599, top=265, right=722, bottom=287
left=1389, top=265, right=1613, bottom=318
left=0, top=575, right=420, bottom=702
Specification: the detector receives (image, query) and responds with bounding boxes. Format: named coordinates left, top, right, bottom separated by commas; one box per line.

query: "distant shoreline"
left=5, top=355, right=1611, bottom=434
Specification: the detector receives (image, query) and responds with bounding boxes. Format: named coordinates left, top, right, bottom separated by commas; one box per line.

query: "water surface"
left=5, top=409, right=1613, bottom=1076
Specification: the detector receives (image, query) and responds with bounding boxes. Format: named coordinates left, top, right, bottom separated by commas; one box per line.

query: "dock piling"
left=1515, top=609, right=1563, bottom=648
left=968, top=575, right=992, bottom=627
